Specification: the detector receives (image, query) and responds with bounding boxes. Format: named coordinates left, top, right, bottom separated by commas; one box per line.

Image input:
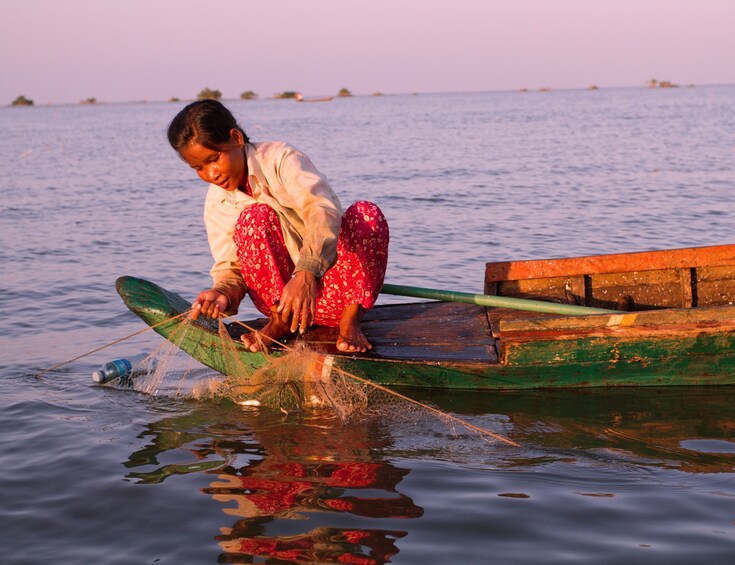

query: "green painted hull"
left=116, top=276, right=735, bottom=390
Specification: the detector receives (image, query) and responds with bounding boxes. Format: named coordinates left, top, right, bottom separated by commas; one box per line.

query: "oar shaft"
left=380, top=283, right=615, bottom=316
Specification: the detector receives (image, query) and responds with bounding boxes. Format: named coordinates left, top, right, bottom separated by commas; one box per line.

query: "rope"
left=223, top=317, right=520, bottom=447
left=32, top=310, right=192, bottom=378
left=38, top=305, right=519, bottom=447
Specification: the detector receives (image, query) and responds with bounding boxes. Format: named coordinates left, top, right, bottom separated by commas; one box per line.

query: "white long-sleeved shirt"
left=204, top=141, right=343, bottom=312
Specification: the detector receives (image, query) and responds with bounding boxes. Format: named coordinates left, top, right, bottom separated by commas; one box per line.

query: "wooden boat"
left=295, top=94, right=334, bottom=103
left=116, top=244, right=735, bottom=390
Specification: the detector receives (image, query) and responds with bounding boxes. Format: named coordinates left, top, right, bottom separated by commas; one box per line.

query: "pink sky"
left=2, top=0, right=734, bottom=104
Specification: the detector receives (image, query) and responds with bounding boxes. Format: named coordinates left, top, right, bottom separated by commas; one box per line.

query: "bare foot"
left=241, top=312, right=291, bottom=352
left=337, top=304, right=371, bottom=353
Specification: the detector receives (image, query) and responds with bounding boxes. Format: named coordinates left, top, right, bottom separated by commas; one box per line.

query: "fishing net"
left=120, top=319, right=215, bottom=398
left=211, top=339, right=369, bottom=421
left=117, top=316, right=516, bottom=446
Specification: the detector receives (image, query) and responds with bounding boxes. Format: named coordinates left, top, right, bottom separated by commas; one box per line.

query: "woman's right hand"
left=191, top=289, right=229, bottom=320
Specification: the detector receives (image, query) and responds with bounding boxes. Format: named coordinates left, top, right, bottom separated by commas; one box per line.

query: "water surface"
left=1, top=86, right=734, bottom=563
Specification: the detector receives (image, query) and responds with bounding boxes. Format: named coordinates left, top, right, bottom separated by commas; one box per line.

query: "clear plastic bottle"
left=92, top=353, right=155, bottom=384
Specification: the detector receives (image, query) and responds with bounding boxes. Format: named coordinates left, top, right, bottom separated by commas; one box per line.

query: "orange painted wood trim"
left=485, top=244, right=735, bottom=283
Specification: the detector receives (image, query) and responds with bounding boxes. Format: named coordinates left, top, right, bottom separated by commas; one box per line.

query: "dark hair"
left=167, top=99, right=249, bottom=152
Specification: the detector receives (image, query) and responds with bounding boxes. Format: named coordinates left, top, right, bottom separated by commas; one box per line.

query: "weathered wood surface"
left=230, top=301, right=498, bottom=364
left=497, top=305, right=735, bottom=368
left=485, top=307, right=555, bottom=338
left=485, top=244, right=735, bottom=281
left=499, top=304, right=735, bottom=334
left=485, top=244, right=735, bottom=311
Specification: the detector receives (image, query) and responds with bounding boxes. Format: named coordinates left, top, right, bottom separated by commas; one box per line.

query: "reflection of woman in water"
left=217, top=522, right=407, bottom=564
left=124, top=410, right=422, bottom=564
left=208, top=417, right=422, bottom=563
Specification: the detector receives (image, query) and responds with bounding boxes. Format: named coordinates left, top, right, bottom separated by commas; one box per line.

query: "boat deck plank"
left=228, top=301, right=499, bottom=363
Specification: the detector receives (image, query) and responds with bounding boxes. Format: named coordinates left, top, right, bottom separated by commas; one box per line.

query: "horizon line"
left=6, top=82, right=734, bottom=107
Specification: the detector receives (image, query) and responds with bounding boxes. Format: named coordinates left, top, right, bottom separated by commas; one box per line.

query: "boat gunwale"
left=485, top=243, right=735, bottom=282
left=116, top=274, right=735, bottom=389
left=498, top=303, right=735, bottom=335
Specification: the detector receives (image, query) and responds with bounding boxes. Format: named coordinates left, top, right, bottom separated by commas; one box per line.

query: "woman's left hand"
left=277, top=270, right=317, bottom=334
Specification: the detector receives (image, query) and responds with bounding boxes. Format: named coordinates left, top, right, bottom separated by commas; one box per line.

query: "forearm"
left=295, top=205, right=341, bottom=276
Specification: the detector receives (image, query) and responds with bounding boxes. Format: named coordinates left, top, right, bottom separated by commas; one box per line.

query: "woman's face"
left=179, top=129, right=246, bottom=191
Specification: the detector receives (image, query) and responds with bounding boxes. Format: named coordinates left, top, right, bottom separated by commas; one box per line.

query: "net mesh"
left=205, top=320, right=382, bottom=420
left=111, top=317, right=517, bottom=446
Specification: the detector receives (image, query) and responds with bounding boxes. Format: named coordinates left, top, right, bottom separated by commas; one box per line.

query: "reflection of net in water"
left=120, top=318, right=517, bottom=446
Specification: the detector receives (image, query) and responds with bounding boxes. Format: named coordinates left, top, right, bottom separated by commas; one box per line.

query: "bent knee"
left=344, top=201, right=386, bottom=224
left=237, top=203, right=279, bottom=227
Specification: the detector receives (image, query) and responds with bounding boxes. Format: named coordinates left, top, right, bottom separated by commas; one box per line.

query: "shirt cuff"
left=295, top=256, right=327, bottom=277
left=212, top=280, right=247, bottom=315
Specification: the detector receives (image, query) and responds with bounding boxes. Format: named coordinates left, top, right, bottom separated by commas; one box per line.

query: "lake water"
left=1, top=86, right=734, bottom=563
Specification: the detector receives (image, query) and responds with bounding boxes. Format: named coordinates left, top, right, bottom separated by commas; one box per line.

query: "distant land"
left=6, top=81, right=732, bottom=107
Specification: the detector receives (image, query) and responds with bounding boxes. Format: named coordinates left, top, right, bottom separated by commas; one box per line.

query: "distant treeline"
left=11, top=80, right=698, bottom=107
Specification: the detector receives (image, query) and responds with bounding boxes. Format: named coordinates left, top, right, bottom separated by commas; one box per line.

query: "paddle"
left=380, top=283, right=616, bottom=316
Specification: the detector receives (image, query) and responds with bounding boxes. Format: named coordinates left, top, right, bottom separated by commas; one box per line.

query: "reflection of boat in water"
left=121, top=384, right=734, bottom=561
left=124, top=388, right=735, bottom=481
left=412, top=386, right=735, bottom=474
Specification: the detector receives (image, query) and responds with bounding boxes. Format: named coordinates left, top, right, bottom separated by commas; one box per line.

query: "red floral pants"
left=233, top=201, right=389, bottom=326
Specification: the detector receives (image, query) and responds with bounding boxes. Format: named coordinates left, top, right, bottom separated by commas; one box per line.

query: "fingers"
left=301, top=298, right=315, bottom=334
left=191, top=300, right=221, bottom=320
left=297, top=299, right=313, bottom=333
left=278, top=294, right=315, bottom=334
left=295, top=300, right=313, bottom=334
left=203, top=302, right=222, bottom=319
left=191, top=290, right=228, bottom=320
left=276, top=295, right=292, bottom=326
left=290, top=302, right=300, bottom=333
left=275, top=297, right=314, bottom=334
left=299, top=305, right=311, bottom=334
left=276, top=273, right=317, bottom=334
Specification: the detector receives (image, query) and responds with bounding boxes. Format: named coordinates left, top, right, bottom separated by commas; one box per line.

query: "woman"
left=167, top=100, right=389, bottom=353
